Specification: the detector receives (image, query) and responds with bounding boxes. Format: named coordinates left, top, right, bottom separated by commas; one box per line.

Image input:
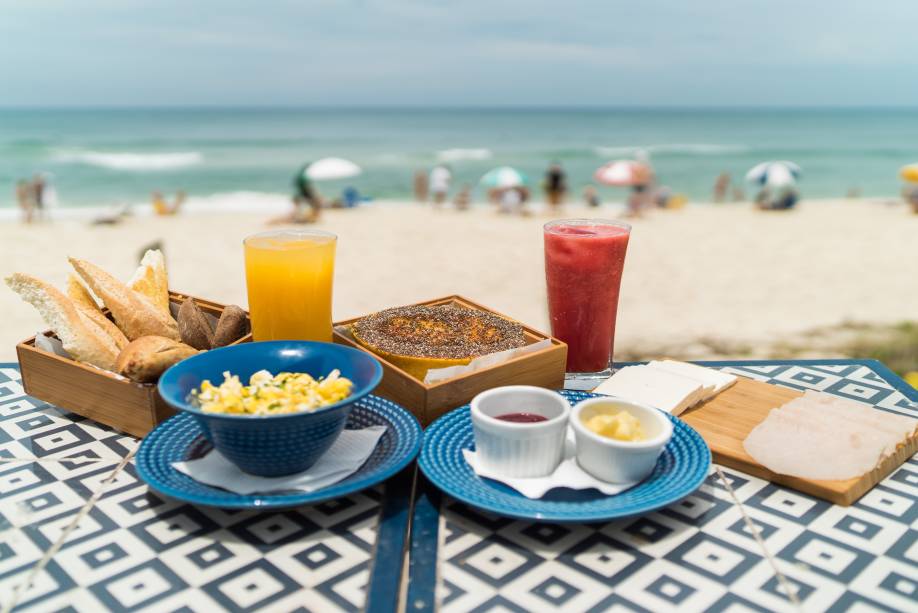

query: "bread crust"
left=66, top=274, right=100, bottom=311
left=178, top=298, right=214, bottom=350
left=115, top=335, right=198, bottom=383
left=69, top=257, right=180, bottom=341
left=127, top=250, right=170, bottom=316
left=5, top=273, right=120, bottom=371
left=74, top=304, right=130, bottom=351
left=213, top=305, right=248, bottom=347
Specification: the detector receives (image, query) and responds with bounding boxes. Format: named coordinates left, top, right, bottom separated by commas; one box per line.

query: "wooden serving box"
left=16, top=291, right=251, bottom=438
left=333, top=295, right=567, bottom=425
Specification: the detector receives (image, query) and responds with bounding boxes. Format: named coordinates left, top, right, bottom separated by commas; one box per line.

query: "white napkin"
left=172, top=426, right=387, bottom=495
left=424, top=339, right=553, bottom=384
left=463, top=433, right=639, bottom=499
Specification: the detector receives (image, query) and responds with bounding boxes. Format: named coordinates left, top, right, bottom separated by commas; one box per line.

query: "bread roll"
left=178, top=298, right=214, bottom=350
left=5, top=273, right=120, bottom=371
left=213, top=305, right=248, bottom=347
left=69, top=257, right=180, bottom=341
left=116, top=335, right=198, bottom=383
left=127, top=249, right=170, bottom=316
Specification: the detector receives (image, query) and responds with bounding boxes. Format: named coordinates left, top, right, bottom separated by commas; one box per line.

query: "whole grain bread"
left=213, top=305, right=248, bottom=347
left=177, top=298, right=214, bottom=350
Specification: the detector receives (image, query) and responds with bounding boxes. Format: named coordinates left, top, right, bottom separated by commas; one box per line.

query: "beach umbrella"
left=745, top=161, right=801, bottom=188
left=479, top=166, right=528, bottom=188
left=593, top=160, right=653, bottom=186
left=304, top=157, right=362, bottom=181
left=900, top=164, right=918, bottom=183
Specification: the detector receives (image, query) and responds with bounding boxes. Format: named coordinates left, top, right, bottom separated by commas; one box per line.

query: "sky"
left=2, top=0, right=917, bottom=108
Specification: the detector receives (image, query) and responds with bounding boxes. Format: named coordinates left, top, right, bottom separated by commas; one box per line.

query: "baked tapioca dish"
left=350, top=305, right=526, bottom=380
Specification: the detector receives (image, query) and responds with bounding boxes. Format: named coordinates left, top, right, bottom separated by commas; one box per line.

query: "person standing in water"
left=15, top=180, right=34, bottom=223
left=413, top=170, right=428, bottom=203
left=429, top=164, right=451, bottom=206
left=31, top=174, right=46, bottom=221
left=544, top=162, right=566, bottom=210
left=713, top=172, right=730, bottom=203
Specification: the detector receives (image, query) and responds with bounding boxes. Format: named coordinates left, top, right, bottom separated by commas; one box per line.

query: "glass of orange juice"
left=244, top=229, right=337, bottom=342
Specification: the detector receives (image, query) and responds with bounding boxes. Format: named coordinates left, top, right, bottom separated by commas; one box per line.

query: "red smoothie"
left=544, top=220, right=631, bottom=372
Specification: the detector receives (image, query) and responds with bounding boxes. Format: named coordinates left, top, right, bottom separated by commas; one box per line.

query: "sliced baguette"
left=67, top=274, right=100, bottom=311
left=74, top=303, right=129, bottom=351
left=69, top=257, right=180, bottom=341
left=127, top=249, right=170, bottom=316
left=5, top=273, right=120, bottom=371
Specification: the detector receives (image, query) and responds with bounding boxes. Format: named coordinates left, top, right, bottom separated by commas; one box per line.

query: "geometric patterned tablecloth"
left=0, top=364, right=410, bottom=613
left=406, top=360, right=918, bottom=613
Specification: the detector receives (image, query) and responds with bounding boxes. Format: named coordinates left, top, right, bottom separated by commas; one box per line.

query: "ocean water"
left=1, top=108, right=916, bottom=209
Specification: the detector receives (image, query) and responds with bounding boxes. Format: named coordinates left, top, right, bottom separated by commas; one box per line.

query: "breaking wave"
left=53, top=149, right=204, bottom=171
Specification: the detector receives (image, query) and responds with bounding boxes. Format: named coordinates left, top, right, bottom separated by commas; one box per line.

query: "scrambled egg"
left=584, top=410, right=647, bottom=442
left=193, top=370, right=353, bottom=415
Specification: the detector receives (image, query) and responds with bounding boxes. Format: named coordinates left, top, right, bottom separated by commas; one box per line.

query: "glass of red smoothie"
left=543, top=219, right=631, bottom=385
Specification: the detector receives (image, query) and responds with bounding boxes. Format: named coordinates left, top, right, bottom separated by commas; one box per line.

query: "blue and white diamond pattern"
left=435, top=361, right=918, bottom=612
left=0, top=365, right=382, bottom=612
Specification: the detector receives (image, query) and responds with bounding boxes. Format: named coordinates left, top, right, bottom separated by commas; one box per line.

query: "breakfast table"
left=1, top=359, right=916, bottom=612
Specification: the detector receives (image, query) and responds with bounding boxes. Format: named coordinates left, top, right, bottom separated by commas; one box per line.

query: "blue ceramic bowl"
left=158, top=340, right=383, bottom=477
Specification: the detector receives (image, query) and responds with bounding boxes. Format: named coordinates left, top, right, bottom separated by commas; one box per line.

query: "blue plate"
left=137, top=394, right=421, bottom=509
left=419, top=390, right=711, bottom=523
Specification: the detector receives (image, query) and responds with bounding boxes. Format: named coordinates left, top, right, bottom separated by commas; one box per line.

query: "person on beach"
left=15, top=180, right=34, bottom=223
left=429, top=164, right=451, bottom=206
left=498, top=187, right=521, bottom=214
left=270, top=168, right=322, bottom=224
left=713, top=172, right=730, bottom=203
left=902, top=184, right=918, bottom=214
left=413, top=170, right=428, bottom=203
left=453, top=184, right=471, bottom=210
left=31, top=174, right=46, bottom=221
left=544, top=162, right=566, bottom=210
left=583, top=185, right=600, bottom=208
left=152, top=190, right=186, bottom=215
left=755, top=186, right=798, bottom=211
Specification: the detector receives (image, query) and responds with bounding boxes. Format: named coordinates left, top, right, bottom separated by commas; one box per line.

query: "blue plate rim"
left=418, top=390, right=712, bottom=523
left=136, top=393, right=421, bottom=509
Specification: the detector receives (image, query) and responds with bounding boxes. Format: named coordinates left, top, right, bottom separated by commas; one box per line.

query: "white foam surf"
left=594, top=144, right=748, bottom=157
left=436, top=148, right=493, bottom=162
left=52, top=149, right=204, bottom=171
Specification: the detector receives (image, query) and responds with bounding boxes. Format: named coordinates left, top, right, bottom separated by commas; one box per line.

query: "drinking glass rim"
left=543, top=218, right=632, bottom=234
left=244, top=229, right=337, bottom=246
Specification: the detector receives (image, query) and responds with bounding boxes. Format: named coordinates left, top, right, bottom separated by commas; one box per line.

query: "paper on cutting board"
left=424, top=338, right=553, bottom=384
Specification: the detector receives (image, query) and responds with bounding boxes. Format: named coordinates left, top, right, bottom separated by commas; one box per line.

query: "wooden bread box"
left=333, top=295, right=567, bottom=425
left=16, top=291, right=251, bottom=438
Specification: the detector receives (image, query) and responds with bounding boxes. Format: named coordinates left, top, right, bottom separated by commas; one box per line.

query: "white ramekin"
left=571, top=397, right=673, bottom=483
left=470, top=386, right=570, bottom=478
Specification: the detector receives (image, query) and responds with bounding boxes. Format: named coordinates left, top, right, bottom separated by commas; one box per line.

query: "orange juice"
left=244, top=230, right=336, bottom=341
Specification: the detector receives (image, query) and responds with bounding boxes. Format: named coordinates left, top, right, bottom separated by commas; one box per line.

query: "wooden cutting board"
left=680, top=376, right=918, bottom=505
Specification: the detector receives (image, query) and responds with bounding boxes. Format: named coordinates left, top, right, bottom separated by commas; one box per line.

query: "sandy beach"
left=2, top=197, right=915, bottom=362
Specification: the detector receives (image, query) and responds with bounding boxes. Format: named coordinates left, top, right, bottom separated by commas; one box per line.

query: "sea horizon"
left=2, top=106, right=916, bottom=209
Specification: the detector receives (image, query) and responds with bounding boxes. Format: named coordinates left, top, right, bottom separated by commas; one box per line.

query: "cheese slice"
left=647, top=360, right=737, bottom=400
left=594, top=365, right=704, bottom=416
